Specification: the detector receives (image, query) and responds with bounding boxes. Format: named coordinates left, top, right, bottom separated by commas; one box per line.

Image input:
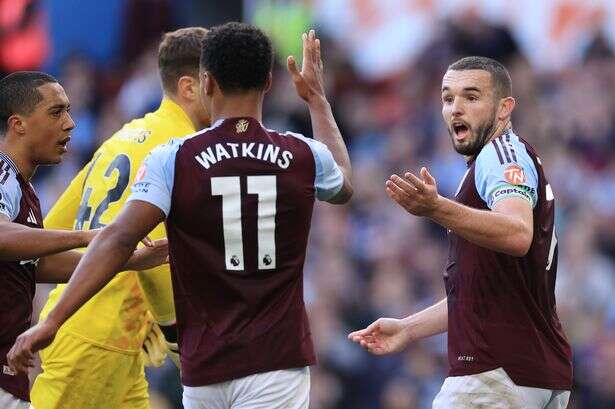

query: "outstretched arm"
left=7, top=200, right=165, bottom=372
left=287, top=29, right=353, bottom=204
left=35, top=239, right=169, bottom=284
left=386, top=167, right=533, bottom=257
left=349, top=298, right=448, bottom=355
left=0, top=215, right=97, bottom=261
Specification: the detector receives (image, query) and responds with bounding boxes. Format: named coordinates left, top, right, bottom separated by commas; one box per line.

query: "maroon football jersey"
left=444, top=133, right=572, bottom=390
left=0, top=151, right=43, bottom=402
left=129, top=117, right=345, bottom=386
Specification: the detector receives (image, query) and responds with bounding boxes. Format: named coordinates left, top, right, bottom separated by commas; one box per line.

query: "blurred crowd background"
left=5, top=0, right=614, bottom=408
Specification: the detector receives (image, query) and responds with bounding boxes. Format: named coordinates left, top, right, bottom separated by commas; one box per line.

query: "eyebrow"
left=47, top=103, right=70, bottom=111
left=441, top=86, right=482, bottom=93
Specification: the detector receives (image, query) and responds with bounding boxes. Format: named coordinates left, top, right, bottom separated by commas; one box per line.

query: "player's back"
left=40, top=99, right=195, bottom=352
left=131, top=117, right=344, bottom=386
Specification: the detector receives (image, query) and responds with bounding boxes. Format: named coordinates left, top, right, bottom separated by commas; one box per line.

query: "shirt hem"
left=448, top=366, right=572, bottom=391
left=0, top=383, right=29, bottom=402
left=181, top=359, right=316, bottom=387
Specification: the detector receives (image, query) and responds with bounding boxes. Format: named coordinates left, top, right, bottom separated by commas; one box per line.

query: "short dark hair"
left=158, top=27, right=208, bottom=94
left=0, top=71, right=58, bottom=135
left=447, top=56, right=512, bottom=98
left=200, top=22, right=273, bottom=94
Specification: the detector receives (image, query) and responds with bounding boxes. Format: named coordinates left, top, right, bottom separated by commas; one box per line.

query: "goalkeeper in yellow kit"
left=31, top=27, right=210, bottom=409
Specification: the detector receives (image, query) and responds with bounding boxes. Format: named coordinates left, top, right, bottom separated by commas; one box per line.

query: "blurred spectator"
left=0, top=0, right=48, bottom=75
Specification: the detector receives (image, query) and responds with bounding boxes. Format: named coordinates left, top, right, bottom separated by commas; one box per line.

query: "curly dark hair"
left=158, top=27, right=208, bottom=94
left=0, top=71, right=58, bottom=135
left=200, top=22, right=273, bottom=94
left=448, top=56, right=512, bottom=99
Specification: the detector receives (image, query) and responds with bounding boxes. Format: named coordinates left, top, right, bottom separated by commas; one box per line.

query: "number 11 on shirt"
left=211, top=175, right=277, bottom=271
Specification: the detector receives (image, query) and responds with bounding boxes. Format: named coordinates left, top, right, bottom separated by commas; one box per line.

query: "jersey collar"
left=0, top=150, right=20, bottom=175
left=157, top=98, right=196, bottom=133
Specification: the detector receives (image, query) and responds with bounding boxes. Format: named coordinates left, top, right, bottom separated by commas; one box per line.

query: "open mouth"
left=57, top=136, right=71, bottom=152
left=452, top=122, right=470, bottom=141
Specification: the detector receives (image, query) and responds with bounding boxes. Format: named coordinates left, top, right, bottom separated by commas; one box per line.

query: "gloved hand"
left=159, top=323, right=180, bottom=368
left=142, top=320, right=167, bottom=367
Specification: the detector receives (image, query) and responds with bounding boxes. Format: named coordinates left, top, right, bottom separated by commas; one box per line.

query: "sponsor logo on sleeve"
left=133, top=182, right=150, bottom=194
left=492, top=185, right=536, bottom=205
left=503, top=164, right=526, bottom=185
left=135, top=165, right=147, bottom=182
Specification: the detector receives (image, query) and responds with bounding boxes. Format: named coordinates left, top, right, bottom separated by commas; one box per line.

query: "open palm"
left=348, top=318, right=412, bottom=355
left=287, top=29, right=326, bottom=103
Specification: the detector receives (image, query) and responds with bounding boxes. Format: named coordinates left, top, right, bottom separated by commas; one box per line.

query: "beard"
left=449, top=109, right=497, bottom=157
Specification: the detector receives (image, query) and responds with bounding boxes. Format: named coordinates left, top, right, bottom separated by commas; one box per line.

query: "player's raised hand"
left=386, top=167, right=440, bottom=217
left=7, top=319, right=59, bottom=374
left=287, top=29, right=326, bottom=104
left=348, top=318, right=412, bottom=355
left=126, top=238, right=169, bottom=271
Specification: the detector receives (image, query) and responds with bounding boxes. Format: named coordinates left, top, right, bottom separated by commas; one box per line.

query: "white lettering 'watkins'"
left=195, top=143, right=293, bottom=170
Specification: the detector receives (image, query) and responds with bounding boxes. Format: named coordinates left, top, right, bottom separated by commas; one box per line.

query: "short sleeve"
left=127, top=139, right=182, bottom=217
left=311, top=140, right=344, bottom=201
left=0, top=177, right=21, bottom=221
left=287, top=133, right=344, bottom=201
left=475, top=136, right=538, bottom=209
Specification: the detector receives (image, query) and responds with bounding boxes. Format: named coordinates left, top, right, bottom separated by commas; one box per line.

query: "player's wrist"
left=400, top=316, right=419, bottom=343
left=424, top=194, right=445, bottom=219
left=41, top=312, right=62, bottom=335
left=76, top=229, right=94, bottom=247
left=306, top=94, right=329, bottom=110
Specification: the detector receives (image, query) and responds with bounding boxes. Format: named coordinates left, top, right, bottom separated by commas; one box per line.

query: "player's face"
left=441, top=69, right=498, bottom=157
left=24, top=83, right=75, bottom=165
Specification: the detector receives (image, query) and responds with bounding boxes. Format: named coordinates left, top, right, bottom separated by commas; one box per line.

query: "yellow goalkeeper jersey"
left=39, top=98, right=195, bottom=353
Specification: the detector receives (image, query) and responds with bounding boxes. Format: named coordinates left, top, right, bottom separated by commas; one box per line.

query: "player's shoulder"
left=0, top=152, right=22, bottom=192
left=148, top=137, right=186, bottom=161
left=476, top=131, right=535, bottom=171
left=0, top=152, right=23, bottom=219
left=105, top=116, right=150, bottom=144
left=146, top=127, right=206, bottom=164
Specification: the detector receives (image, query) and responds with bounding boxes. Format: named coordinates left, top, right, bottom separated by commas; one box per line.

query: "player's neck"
left=210, top=93, right=264, bottom=124
left=0, top=139, right=36, bottom=181
left=487, top=120, right=513, bottom=144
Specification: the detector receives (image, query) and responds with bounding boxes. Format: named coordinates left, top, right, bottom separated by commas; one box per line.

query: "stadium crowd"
left=26, top=8, right=615, bottom=409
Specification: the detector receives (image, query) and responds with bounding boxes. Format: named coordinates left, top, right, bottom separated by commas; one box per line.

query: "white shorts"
left=183, top=367, right=310, bottom=409
left=0, top=388, right=30, bottom=409
left=432, top=367, right=570, bottom=409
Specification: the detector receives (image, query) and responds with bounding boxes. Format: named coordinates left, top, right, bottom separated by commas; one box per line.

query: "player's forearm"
left=307, top=96, right=352, bottom=183
left=37, top=239, right=164, bottom=284
left=36, top=250, right=83, bottom=283
left=0, top=222, right=91, bottom=261
left=429, top=196, right=531, bottom=256
left=402, top=298, right=448, bottom=342
left=45, top=224, right=138, bottom=327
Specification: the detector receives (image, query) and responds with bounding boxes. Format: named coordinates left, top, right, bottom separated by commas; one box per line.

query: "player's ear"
left=497, top=96, right=515, bottom=121
left=177, top=76, right=199, bottom=102
left=7, top=115, right=26, bottom=136
left=263, top=72, right=273, bottom=94
left=201, top=71, right=215, bottom=96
